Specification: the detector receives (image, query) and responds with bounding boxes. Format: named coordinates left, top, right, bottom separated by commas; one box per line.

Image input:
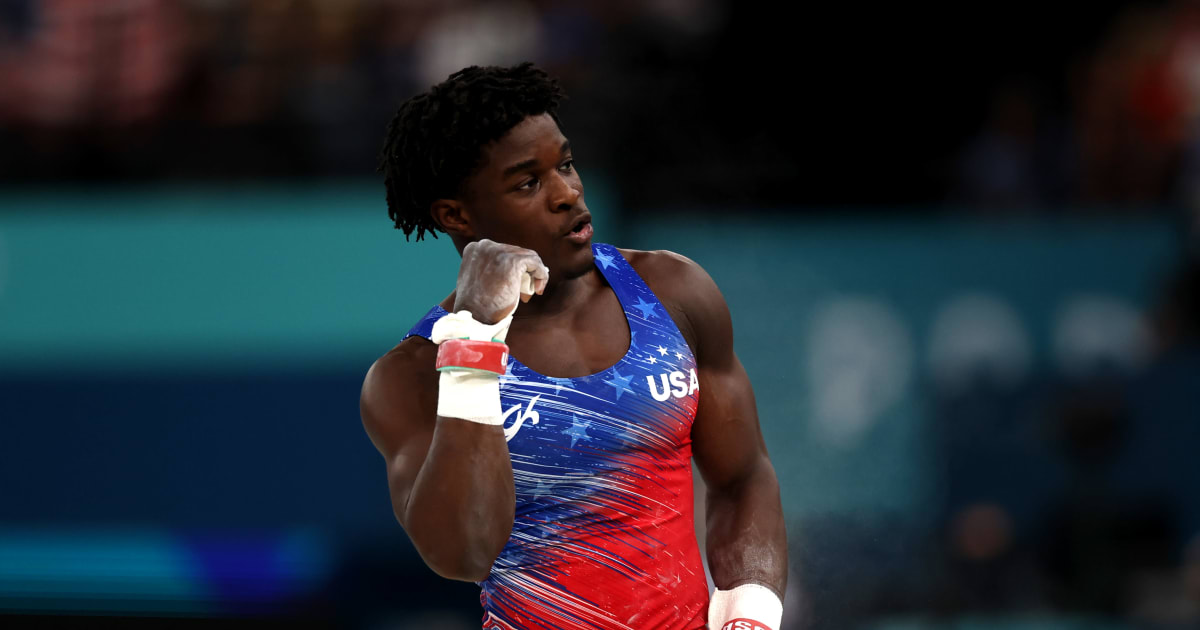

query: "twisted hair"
left=378, top=63, right=568, bottom=241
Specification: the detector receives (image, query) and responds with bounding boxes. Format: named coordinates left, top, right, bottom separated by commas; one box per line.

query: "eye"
left=517, top=177, right=538, bottom=191
left=559, top=159, right=575, bottom=173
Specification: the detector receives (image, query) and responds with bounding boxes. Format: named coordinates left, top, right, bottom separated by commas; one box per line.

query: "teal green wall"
left=0, top=186, right=1178, bottom=523
left=0, top=184, right=456, bottom=372
left=0, top=181, right=624, bottom=373
left=633, top=214, right=1176, bottom=520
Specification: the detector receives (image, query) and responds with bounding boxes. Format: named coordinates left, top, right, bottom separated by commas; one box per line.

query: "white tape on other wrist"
left=708, top=583, right=782, bottom=630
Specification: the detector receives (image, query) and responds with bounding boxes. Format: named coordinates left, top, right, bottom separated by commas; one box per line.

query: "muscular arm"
left=359, top=241, right=546, bottom=582
left=360, top=339, right=514, bottom=582
left=694, top=349, right=788, bottom=599
left=637, top=251, right=788, bottom=599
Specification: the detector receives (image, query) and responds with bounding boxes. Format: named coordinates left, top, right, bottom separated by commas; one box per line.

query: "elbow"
left=415, top=538, right=503, bottom=582
left=426, top=552, right=494, bottom=583
left=398, top=505, right=510, bottom=583
left=389, top=472, right=514, bottom=582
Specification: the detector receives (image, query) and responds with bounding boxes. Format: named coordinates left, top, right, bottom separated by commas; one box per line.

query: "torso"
left=406, top=243, right=707, bottom=630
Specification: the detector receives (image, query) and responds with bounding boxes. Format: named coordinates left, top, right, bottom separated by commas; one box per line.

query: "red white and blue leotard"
left=405, top=243, right=708, bottom=629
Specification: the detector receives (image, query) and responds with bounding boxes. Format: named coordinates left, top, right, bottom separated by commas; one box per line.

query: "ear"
left=430, top=199, right=474, bottom=239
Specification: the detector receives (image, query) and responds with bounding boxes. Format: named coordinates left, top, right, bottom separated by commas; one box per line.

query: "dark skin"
left=360, top=114, right=787, bottom=604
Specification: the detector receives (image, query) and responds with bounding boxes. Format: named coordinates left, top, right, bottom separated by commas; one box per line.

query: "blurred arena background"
left=2, top=0, right=1199, bottom=628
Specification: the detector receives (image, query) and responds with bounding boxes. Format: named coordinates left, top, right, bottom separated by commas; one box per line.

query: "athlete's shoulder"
left=362, top=292, right=450, bottom=396
left=616, top=247, right=723, bottom=308
left=369, top=334, right=436, bottom=375
left=616, top=247, right=729, bottom=360
left=364, top=333, right=438, bottom=399
left=360, top=336, right=438, bottom=450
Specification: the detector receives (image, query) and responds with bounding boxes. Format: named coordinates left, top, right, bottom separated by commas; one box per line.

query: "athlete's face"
left=454, top=114, right=593, bottom=281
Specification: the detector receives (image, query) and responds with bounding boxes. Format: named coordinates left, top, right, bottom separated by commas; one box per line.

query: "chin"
left=556, top=245, right=596, bottom=280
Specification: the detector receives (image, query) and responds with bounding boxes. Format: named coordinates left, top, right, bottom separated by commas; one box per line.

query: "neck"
left=510, top=267, right=598, bottom=320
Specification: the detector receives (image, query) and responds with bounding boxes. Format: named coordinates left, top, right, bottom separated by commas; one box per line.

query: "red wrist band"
left=436, top=339, right=509, bottom=375
left=721, top=620, right=773, bottom=630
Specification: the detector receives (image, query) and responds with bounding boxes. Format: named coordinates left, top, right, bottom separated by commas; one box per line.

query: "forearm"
left=400, top=417, right=515, bottom=581
left=705, top=460, right=788, bottom=598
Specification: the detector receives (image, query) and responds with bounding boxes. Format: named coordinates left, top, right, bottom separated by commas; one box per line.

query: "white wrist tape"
left=431, top=310, right=514, bottom=343
left=708, top=583, right=782, bottom=630
left=437, top=370, right=502, bottom=424
left=431, top=311, right=514, bottom=425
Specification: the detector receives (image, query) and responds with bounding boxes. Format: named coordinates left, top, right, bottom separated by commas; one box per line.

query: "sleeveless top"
left=404, top=243, right=707, bottom=629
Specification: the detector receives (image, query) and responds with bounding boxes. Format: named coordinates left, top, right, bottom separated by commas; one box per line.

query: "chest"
left=498, top=308, right=700, bottom=465
left=504, top=284, right=630, bottom=378
left=497, top=362, right=699, bottom=473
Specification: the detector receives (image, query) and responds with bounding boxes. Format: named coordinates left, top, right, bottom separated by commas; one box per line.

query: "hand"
left=453, top=239, right=549, bottom=324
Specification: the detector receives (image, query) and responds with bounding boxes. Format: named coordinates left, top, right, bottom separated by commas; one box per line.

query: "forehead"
left=481, top=114, right=566, bottom=168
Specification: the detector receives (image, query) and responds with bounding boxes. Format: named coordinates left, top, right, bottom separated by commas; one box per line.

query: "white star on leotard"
left=675, top=351, right=684, bottom=360
left=594, top=250, right=616, bottom=270
left=633, top=296, right=658, bottom=319
left=657, top=345, right=668, bottom=356
left=604, top=369, right=634, bottom=401
left=562, top=414, right=590, bottom=447
left=532, top=478, right=556, bottom=497
left=647, top=356, right=657, bottom=365
left=546, top=376, right=576, bottom=396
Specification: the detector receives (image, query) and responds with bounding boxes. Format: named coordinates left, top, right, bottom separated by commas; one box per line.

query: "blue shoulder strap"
left=404, top=305, right=447, bottom=341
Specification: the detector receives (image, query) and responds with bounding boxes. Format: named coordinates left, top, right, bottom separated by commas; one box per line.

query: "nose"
left=548, top=172, right=581, bottom=213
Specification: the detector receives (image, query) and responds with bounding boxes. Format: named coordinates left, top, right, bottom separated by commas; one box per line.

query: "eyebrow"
left=501, top=140, right=572, bottom=178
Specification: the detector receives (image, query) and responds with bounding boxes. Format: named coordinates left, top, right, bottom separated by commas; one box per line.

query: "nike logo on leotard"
left=501, top=395, right=540, bottom=442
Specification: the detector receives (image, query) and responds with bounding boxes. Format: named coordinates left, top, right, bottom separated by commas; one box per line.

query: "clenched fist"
left=453, top=239, right=550, bottom=324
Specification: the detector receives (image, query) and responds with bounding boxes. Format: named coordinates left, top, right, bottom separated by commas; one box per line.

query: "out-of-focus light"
left=0, top=528, right=330, bottom=616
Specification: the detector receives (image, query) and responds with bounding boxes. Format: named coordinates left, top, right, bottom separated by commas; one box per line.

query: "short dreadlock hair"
left=378, top=63, right=568, bottom=241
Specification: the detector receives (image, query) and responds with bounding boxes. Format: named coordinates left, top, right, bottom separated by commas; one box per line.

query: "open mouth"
left=564, top=215, right=594, bottom=243
left=565, top=214, right=591, bottom=236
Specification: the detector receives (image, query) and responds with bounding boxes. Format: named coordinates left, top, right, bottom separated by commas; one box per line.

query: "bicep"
left=692, top=351, right=769, bottom=492
left=360, top=346, right=439, bottom=522
left=673, top=262, right=768, bottom=490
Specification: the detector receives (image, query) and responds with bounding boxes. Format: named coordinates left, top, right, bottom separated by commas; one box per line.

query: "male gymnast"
left=361, top=63, right=787, bottom=629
